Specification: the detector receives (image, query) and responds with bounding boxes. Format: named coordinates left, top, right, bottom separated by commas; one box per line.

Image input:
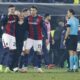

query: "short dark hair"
left=68, top=9, right=75, bottom=15
left=22, top=8, right=28, bottom=12
left=8, top=5, right=15, bottom=8
left=30, top=6, right=38, bottom=10
left=44, top=13, right=50, bottom=18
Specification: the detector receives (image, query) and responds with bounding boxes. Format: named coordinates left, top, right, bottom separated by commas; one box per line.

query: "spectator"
left=42, top=13, right=53, bottom=69
left=58, top=21, right=68, bottom=68
left=51, top=21, right=64, bottom=66
left=49, top=29, right=55, bottom=65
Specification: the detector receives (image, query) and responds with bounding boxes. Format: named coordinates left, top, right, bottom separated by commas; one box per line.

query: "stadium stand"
left=0, top=0, right=79, bottom=3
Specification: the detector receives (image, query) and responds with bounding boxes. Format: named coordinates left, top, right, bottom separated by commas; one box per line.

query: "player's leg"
left=0, top=49, right=8, bottom=72
left=18, top=38, right=33, bottom=72
left=18, top=40, right=26, bottom=71
left=73, top=36, right=78, bottom=72
left=33, top=40, right=43, bottom=72
left=1, top=33, right=11, bottom=72
left=66, top=36, right=74, bottom=72
left=0, top=36, right=8, bottom=72
left=73, top=51, right=78, bottom=72
left=42, top=39, right=52, bottom=69
left=68, top=50, right=74, bottom=72
left=13, top=40, right=24, bottom=72
left=4, top=35, right=16, bottom=72
left=10, top=36, right=22, bottom=72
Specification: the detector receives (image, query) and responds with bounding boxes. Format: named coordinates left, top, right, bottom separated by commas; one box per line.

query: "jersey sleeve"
left=66, top=19, right=71, bottom=27
left=24, top=17, right=29, bottom=31
left=1, top=15, right=8, bottom=27
left=41, top=19, right=48, bottom=39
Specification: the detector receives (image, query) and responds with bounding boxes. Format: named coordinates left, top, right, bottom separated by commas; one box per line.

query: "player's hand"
left=52, top=40, right=55, bottom=45
left=63, top=40, right=66, bottom=45
left=1, top=26, right=4, bottom=30
left=15, top=10, right=20, bottom=16
left=8, top=12, right=11, bottom=15
left=46, top=39, right=49, bottom=46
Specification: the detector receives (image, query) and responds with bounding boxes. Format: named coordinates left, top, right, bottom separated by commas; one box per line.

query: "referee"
left=64, top=9, right=79, bottom=72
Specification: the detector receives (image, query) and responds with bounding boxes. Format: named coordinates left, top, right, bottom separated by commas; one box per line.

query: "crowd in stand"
left=0, top=0, right=80, bottom=4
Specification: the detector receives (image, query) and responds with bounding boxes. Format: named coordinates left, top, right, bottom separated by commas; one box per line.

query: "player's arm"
left=0, top=15, right=8, bottom=30
left=63, top=18, right=71, bottom=46
left=24, top=17, right=29, bottom=32
left=41, top=19, right=49, bottom=45
left=41, top=19, right=48, bottom=39
left=64, top=25, right=70, bottom=40
left=1, top=15, right=8, bottom=26
left=64, top=20, right=71, bottom=45
left=64, top=19, right=71, bottom=40
left=23, top=17, right=29, bottom=40
left=16, top=15, right=19, bottom=22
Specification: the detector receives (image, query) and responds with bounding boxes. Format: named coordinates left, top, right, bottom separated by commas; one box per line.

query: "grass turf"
left=0, top=68, right=80, bottom=80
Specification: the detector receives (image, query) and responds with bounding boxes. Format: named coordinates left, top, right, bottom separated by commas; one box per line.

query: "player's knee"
left=23, top=49, right=30, bottom=54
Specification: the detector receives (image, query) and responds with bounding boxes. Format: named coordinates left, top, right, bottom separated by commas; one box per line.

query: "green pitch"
left=0, top=68, right=80, bottom=80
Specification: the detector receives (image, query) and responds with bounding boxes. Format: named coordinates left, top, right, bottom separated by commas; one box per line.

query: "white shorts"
left=2, top=33, right=16, bottom=50
left=23, top=38, right=42, bottom=52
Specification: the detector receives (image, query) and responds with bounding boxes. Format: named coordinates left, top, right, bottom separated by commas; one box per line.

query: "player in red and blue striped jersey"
left=0, top=5, right=18, bottom=72
left=21, top=6, right=48, bottom=73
